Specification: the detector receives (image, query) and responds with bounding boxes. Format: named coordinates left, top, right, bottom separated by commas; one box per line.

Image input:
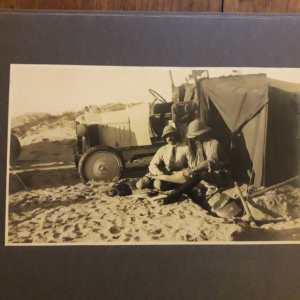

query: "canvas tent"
left=196, top=74, right=300, bottom=187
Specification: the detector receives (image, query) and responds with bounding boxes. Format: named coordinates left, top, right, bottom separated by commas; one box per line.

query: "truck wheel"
left=10, top=134, right=21, bottom=163
left=78, top=146, right=124, bottom=183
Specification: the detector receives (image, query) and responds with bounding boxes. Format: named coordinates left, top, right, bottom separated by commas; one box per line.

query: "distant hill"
left=11, top=112, right=51, bottom=129
left=10, top=102, right=142, bottom=145
left=98, top=102, right=141, bottom=113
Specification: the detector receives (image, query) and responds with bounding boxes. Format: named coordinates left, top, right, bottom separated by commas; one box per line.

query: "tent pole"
left=169, top=71, right=175, bottom=91
left=249, top=174, right=300, bottom=198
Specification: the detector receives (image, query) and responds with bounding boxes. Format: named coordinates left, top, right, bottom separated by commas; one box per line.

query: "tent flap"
left=201, top=75, right=269, bottom=132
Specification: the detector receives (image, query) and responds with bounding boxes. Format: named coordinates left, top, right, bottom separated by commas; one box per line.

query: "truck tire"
left=78, top=146, right=124, bottom=183
left=10, top=134, right=21, bottom=163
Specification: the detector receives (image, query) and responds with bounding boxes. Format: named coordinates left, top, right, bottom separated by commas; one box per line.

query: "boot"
left=186, top=186, right=209, bottom=208
left=163, top=174, right=202, bottom=205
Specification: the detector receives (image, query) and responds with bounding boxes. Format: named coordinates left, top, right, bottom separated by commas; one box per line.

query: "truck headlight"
left=76, top=124, right=86, bottom=137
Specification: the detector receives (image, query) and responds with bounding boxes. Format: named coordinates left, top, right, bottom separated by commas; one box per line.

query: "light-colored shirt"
left=187, top=138, right=229, bottom=171
left=149, top=143, right=189, bottom=175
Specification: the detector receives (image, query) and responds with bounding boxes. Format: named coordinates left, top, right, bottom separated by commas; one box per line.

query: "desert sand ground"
left=7, top=113, right=300, bottom=244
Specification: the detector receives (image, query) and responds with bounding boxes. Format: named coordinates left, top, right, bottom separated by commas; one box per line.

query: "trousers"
left=136, top=174, right=180, bottom=191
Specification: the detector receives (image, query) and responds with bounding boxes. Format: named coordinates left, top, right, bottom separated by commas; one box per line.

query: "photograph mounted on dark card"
left=6, top=65, right=300, bottom=245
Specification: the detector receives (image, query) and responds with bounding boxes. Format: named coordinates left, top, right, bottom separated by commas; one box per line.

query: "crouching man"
left=184, top=120, right=232, bottom=188
left=136, top=125, right=188, bottom=191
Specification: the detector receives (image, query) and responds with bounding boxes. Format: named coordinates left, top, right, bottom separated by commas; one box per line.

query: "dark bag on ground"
left=107, top=183, right=132, bottom=197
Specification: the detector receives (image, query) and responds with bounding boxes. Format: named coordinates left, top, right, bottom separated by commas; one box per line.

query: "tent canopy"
left=198, top=74, right=300, bottom=187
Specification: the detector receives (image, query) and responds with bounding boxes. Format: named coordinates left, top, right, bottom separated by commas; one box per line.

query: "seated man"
left=152, top=120, right=232, bottom=204
left=136, top=125, right=188, bottom=191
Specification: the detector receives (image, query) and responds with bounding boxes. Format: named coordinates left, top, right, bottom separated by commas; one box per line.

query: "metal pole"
left=249, top=174, right=300, bottom=198
left=169, top=70, right=175, bottom=91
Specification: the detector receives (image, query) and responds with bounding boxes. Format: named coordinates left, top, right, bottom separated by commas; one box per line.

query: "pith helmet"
left=186, top=120, right=211, bottom=138
left=161, top=125, right=180, bottom=140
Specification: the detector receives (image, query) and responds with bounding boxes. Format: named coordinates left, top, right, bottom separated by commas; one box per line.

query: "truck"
left=74, top=70, right=203, bottom=183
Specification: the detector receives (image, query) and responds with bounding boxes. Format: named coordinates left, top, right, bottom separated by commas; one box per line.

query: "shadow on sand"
left=11, top=139, right=76, bottom=168
left=9, top=163, right=148, bottom=193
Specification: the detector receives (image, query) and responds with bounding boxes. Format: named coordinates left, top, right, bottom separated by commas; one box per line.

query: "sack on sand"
left=107, top=183, right=132, bottom=197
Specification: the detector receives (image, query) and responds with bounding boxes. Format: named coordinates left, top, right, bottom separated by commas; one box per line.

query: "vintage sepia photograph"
left=6, top=65, right=300, bottom=245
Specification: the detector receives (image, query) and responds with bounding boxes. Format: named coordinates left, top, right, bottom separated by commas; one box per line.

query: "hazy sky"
left=9, top=65, right=300, bottom=118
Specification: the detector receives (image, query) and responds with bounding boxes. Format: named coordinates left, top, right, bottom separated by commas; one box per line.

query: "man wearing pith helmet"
left=184, top=119, right=232, bottom=188
left=136, top=125, right=189, bottom=191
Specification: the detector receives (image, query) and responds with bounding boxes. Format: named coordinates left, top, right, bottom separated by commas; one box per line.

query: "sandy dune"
left=7, top=112, right=300, bottom=244
left=8, top=181, right=245, bottom=244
